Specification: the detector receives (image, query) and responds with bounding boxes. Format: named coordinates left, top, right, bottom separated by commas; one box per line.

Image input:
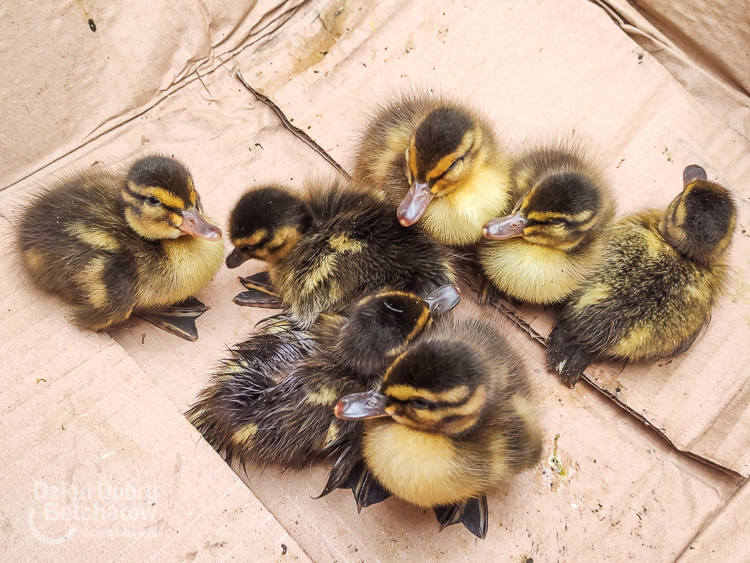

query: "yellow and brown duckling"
left=186, top=286, right=460, bottom=471
left=17, top=155, right=224, bottom=340
left=351, top=93, right=514, bottom=246
left=546, top=164, right=736, bottom=386
left=335, top=317, right=543, bottom=539
left=225, top=178, right=458, bottom=328
left=479, top=142, right=615, bottom=305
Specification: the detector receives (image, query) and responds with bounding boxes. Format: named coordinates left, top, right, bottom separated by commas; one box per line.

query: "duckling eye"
left=409, top=398, right=430, bottom=410
left=383, top=301, right=404, bottom=314
left=144, top=196, right=162, bottom=207
left=446, top=157, right=463, bottom=173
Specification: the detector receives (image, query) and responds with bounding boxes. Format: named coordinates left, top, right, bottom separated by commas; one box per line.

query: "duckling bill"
left=225, top=179, right=458, bottom=328
left=546, top=165, right=736, bottom=386
left=335, top=318, right=543, bottom=539
left=17, top=155, right=224, bottom=340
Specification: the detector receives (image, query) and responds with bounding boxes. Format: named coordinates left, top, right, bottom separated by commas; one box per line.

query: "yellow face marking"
left=401, top=306, right=430, bottom=346
left=64, top=223, right=120, bottom=252
left=252, top=226, right=301, bottom=264
left=187, top=178, right=197, bottom=206
left=526, top=209, right=595, bottom=224
left=232, top=423, right=258, bottom=444
left=388, top=385, right=486, bottom=435
left=417, top=152, right=513, bottom=245
left=129, top=183, right=186, bottom=209
left=386, top=384, right=471, bottom=404
left=674, top=195, right=688, bottom=227
left=407, top=140, right=419, bottom=179
left=306, top=387, right=340, bottom=406
left=233, top=229, right=268, bottom=248
left=328, top=233, right=365, bottom=253
left=424, top=132, right=476, bottom=185
left=121, top=189, right=140, bottom=206
left=444, top=385, right=486, bottom=417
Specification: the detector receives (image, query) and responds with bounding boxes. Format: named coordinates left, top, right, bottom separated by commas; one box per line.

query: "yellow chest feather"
left=420, top=167, right=513, bottom=246
left=479, top=238, right=601, bottom=304
left=364, top=421, right=484, bottom=507
left=136, top=236, right=224, bottom=308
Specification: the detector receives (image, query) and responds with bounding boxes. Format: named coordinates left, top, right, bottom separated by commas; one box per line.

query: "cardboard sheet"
left=2, top=0, right=749, bottom=560
left=0, top=219, right=309, bottom=561
left=595, top=0, right=750, bottom=140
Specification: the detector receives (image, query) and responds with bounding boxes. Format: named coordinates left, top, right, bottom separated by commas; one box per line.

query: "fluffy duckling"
left=225, top=179, right=458, bottom=328
left=186, top=286, right=460, bottom=470
left=17, top=155, right=224, bottom=340
left=351, top=93, right=513, bottom=246
left=546, top=165, right=736, bottom=386
left=478, top=142, right=615, bottom=305
left=335, top=318, right=543, bottom=539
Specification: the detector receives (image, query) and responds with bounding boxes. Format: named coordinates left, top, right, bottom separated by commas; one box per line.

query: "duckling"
left=546, top=165, right=736, bottom=387
left=351, top=93, right=513, bottom=246
left=478, top=142, right=615, bottom=305
left=17, top=155, right=224, bottom=340
left=186, top=286, right=461, bottom=471
left=225, top=178, right=458, bottom=328
left=335, top=317, right=543, bottom=539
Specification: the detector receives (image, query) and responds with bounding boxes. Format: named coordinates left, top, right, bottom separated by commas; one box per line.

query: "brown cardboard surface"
left=0, top=208, right=310, bottom=561
left=595, top=0, right=750, bottom=139
left=676, top=479, right=750, bottom=563
left=2, top=0, right=750, bottom=561
left=0, top=0, right=308, bottom=190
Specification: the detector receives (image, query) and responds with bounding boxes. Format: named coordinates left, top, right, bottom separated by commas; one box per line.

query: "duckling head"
left=399, top=107, right=486, bottom=226
left=659, top=165, right=736, bottom=265
left=336, top=337, right=489, bottom=436
left=335, top=286, right=461, bottom=374
left=483, top=171, right=605, bottom=251
left=226, top=186, right=313, bottom=268
left=123, top=155, right=222, bottom=241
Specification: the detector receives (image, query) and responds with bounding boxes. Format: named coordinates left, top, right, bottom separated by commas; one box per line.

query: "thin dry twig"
left=235, top=70, right=351, bottom=181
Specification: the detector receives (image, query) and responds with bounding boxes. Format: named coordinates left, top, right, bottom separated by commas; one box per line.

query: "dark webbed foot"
left=318, top=449, right=391, bottom=511
left=546, top=324, right=596, bottom=387
left=240, top=271, right=276, bottom=294
left=136, top=296, right=209, bottom=341
left=234, top=272, right=283, bottom=308
left=434, top=495, right=488, bottom=539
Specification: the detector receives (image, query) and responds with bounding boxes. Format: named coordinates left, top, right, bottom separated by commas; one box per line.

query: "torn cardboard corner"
left=590, top=0, right=750, bottom=140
